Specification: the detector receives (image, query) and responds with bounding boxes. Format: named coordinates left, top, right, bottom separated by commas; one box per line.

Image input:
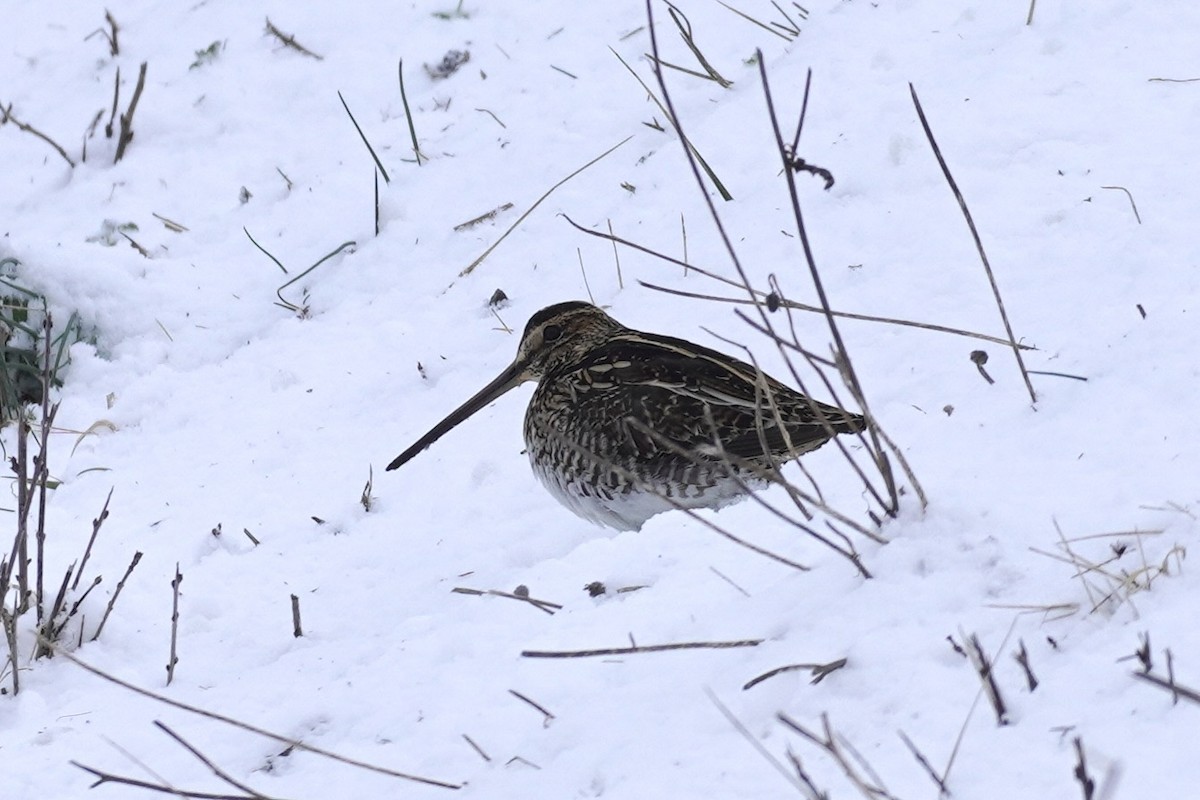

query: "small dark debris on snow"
left=426, top=50, right=470, bottom=80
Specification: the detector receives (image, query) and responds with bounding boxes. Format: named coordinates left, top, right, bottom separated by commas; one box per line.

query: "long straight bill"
left=386, top=360, right=528, bottom=471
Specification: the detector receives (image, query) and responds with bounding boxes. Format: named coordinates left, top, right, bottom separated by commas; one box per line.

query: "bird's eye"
left=542, top=324, right=563, bottom=342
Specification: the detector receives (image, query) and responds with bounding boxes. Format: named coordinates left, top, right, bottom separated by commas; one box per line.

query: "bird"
left=386, top=301, right=865, bottom=531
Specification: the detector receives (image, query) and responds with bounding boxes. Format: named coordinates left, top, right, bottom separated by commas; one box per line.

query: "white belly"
left=527, top=456, right=756, bottom=531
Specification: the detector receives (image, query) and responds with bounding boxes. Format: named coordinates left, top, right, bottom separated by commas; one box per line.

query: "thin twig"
left=898, top=730, right=950, bottom=797
left=114, top=62, right=148, bottom=164
left=909, top=83, right=1036, bottom=404
left=35, top=562, right=75, bottom=657
left=662, top=3, right=732, bottom=87
left=706, top=689, right=813, bottom=795
left=651, top=27, right=916, bottom=524
left=453, top=203, right=513, bottom=232
left=965, top=632, right=1008, bottom=725
left=275, top=241, right=356, bottom=312
left=1132, top=670, right=1200, bottom=705
left=152, top=212, right=188, bottom=232
left=41, top=637, right=464, bottom=789
left=154, top=720, right=280, bottom=799
left=73, top=487, right=114, bottom=590
left=1072, top=737, right=1095, bottom=800
left=789, top=68, right=813, bottom=160
left=523, top=639, right=762, bottom=658
left=83, top=10, right=120, bottom=56
left=941, top=617, right=1020, bottom=785
left=451, top=586, right=561, bottom=614
left=743, top=658, right=847, bottom=690
left=1, top=608, right=18, bottom=695
left=607, top=219, right=623, bottom=289
left=564, top=219, right=1035, bottom=350
left=105, top=67, right=120, bottom=137
left=715, top=0, right=792, bottom=41
left=610, top=48, right=731, bottom=200
left=243, top=227, right=287, bottom=273
left=1100, top=185, right=1142, bottom=224
left=264, top=18, right=323, bottom=59
left=10, top=418, right=31, bottom=611
left=664, top=280, right=1033, bottom=349
left=398, top=59, right=424, bottom=164
left=1008, top=639, right=1036, bottom=692
left=756, top=58, right=904, bottom=515
left=71, top=761, right=275, bottom=799
left=462, top=734, right=490, bottom=762
left=50, top=574, right=102, bottom=643
left=35, top=319, right=55, bottom=619
left=91, top=551, right=142, bottom=641
left=508, top=689, right=555, bottom=726
left=578, top=248, right=595, bottom=304
left=458, top=136, right=631, bottom=278
left=779, top=712, right=901, bottom=800
left=338, top=90, right=390, bottom=184
left=1, top=103, right=77, bottom=167
left=167, top=563, right=182, bottom=685
left=474, top=107, right=506, bottom=128
left=1027, top=369, right=1087, bottom=382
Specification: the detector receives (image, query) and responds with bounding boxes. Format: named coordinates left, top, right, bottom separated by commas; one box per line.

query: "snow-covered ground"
left=3, top=1, right=1198, bottom=797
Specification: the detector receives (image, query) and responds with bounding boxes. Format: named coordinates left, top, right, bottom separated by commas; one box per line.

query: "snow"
left=2, top=1, right=1198, bottom=797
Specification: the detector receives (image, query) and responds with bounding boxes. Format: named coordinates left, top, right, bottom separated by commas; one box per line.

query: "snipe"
left=387, top=301, right=864, bottom=531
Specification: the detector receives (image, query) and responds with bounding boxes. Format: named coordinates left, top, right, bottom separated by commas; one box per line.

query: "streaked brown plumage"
left=387, top=301, right=864, bottom=530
